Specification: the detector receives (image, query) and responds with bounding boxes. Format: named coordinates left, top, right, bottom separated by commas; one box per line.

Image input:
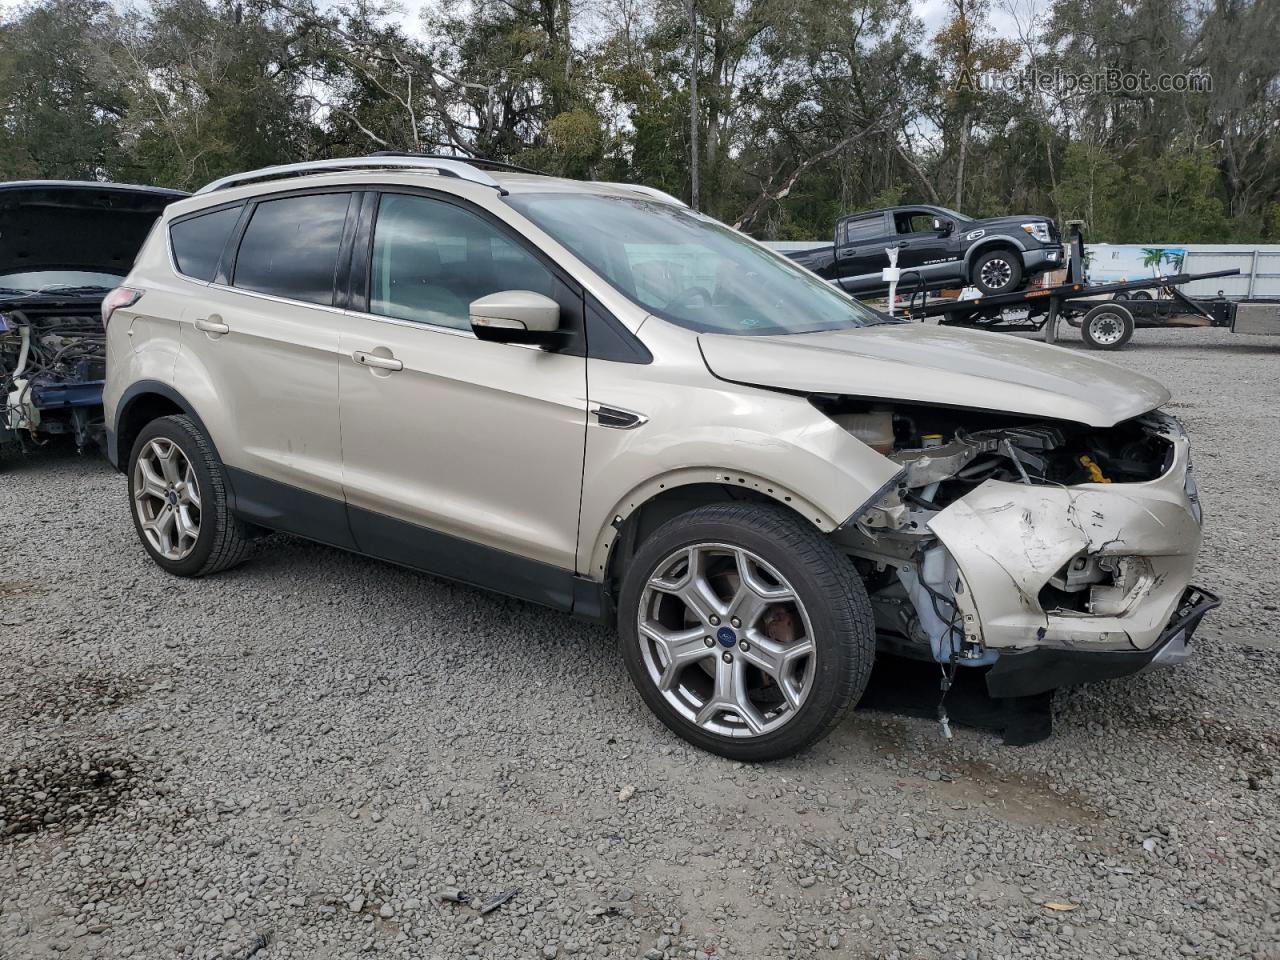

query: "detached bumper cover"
left=928, top=422, right=1202, bottom=655
left=985, top=585, right=1220, bottom=697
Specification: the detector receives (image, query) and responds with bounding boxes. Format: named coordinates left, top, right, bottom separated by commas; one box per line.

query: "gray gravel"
left=2, top=325, right=1279, bottom=960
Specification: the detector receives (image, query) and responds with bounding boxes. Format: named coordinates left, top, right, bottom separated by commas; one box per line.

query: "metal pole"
left=687, top=0, right=700, bottom=211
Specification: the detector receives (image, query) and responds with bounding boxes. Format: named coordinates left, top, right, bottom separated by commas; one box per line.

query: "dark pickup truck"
left=785, top=204, right=1065, bottom=297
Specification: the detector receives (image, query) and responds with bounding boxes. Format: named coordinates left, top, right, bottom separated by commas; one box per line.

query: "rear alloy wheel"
left=619, top=503, right=874, bottom=761
left=1080, top=303, right=1135, bottom=350
left=971, top=248, right=1023, bottom=296
left=133, top=437, right=202, bottom=561
left=127, top=414, right=254, bottom=577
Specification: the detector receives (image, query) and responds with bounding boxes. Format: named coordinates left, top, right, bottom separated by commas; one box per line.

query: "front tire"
left=618, top=503, right=875, bottom=761
left=127, top=414, right=253, bottom=577
left=971, top=248, right=1023, bottom=295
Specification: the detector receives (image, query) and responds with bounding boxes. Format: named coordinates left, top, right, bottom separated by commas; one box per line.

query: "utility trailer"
left=895, top=224, right=1265, bottom=349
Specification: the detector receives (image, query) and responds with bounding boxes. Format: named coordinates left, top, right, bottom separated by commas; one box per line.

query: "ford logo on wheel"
left=716, top=626, right=737, bottom=648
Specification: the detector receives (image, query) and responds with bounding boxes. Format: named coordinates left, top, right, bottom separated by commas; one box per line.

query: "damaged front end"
left=824, top=400, right=1218, bottom=697
left=0, top=305, right=106, bottom=451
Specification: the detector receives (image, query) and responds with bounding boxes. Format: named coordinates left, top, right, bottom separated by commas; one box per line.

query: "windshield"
left=0, top=270, right=121, bottom=293
left=930, top=206, right=971, bottom=223
left=505, top=193, right=884, bottom=335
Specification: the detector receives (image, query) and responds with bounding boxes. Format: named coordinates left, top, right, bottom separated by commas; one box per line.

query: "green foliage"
left=0, top=0, right=1273, bottom=242
left=0, top=0, right=128, bottom=180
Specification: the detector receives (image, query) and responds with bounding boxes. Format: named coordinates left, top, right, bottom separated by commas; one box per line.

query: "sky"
left=0, top=0, right=1055, bottom=43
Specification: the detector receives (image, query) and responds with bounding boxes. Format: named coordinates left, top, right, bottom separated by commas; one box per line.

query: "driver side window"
left=894, top=212, right=933, bottom=235
left=370, top=194, right=555, bottom=330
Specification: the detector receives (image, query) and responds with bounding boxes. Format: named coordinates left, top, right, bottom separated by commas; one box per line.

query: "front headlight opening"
left=1039, top=554, right=1153, bottom=616
left=1184, top=464, right=1203, bottom=524
left=1021, top=222, right=1051, bottom=243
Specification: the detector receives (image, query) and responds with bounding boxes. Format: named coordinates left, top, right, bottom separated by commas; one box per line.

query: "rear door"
left=173, top=189, right=355, bottom=546
left=336, top=190, right=588, bottom=607
left=833, top=212, right=891, bottom=289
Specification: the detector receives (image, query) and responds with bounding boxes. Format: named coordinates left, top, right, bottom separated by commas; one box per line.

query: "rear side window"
left=839, top=215, right=885, bottom=245
left=170, top=205, right=242, bottom=281
left=233, top=193, right=351, bottom=306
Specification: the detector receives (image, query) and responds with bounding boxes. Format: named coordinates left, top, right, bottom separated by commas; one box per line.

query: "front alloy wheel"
left=638, top=543, right=817, bottom=737
left=619, top=503, right=875, bottom=761
left=133, top=438, right=202, bottom=561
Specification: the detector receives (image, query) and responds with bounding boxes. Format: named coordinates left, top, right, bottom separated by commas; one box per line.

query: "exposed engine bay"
left=0, top=305, right=107, bottom=451
left=822, top=398, right=1200, bottom=671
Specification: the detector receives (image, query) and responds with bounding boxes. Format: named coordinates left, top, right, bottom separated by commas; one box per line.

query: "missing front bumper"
left=984, top=585, right=1220, bottom=697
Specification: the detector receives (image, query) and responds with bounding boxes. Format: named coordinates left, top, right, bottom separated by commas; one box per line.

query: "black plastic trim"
left=211, top=202, right=253, bottom=286
left=333, top=192, right=367, bottom=312
left=985, top=585, right=1220, bottom=698
left=224, top=467, right=358, bottom=551
left=219, top=465, right=603, bottom=618
left=585, top=294, right=653, bottom=364
left=111, top=380, right=212, bottom=471
left=347, top=503, right=577, bottom=612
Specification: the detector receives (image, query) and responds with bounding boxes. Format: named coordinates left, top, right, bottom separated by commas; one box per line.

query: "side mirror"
left=933, top=217, right=953, bottom=236
left=470, top=290, right=561, bottom=345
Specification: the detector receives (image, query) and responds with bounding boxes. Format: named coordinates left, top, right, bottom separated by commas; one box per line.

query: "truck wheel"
left=1080, top=303, right=1134, bottom=350
left=971, top=248, right=1023, bottom=295
left=127, top=414, right=254, bottom=577
left=617, top=503, right=875, bottom=761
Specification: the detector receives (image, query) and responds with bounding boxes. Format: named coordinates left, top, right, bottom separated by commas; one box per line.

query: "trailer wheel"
left=1080, top=304, right=1134, bottom=350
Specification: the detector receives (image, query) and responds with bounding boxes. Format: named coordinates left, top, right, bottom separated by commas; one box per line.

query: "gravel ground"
left=1, top=326, right=1278, bottom=960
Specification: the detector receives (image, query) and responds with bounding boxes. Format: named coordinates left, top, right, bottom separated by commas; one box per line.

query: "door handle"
left=353, top=350, right=403, bottom=372
left=194, top=317, right=230, bottom=335
left=897, top=241, right=911, bottom=248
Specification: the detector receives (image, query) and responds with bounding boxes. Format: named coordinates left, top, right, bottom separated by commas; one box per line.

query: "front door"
left=891, top=208, right=958, bottom=286
left=337, top=191, right=588, bottom=608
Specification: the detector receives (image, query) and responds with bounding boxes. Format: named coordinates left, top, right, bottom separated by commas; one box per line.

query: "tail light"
left=102, top=286, right=143, bottom=328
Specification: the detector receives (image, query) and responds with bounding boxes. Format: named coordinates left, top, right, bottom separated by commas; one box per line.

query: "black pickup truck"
left=785, top=204, right=1065, bottom=297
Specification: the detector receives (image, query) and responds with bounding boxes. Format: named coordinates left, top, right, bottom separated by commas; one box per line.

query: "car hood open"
left=0, top=181, right=187, bottom=278
left=698, top=323, right=1170, bottom=427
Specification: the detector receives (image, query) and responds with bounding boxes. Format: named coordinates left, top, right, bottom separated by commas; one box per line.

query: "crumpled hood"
left=698, top=323, right=1170, bottom=427
left=0, top=181, right=186, bottom=277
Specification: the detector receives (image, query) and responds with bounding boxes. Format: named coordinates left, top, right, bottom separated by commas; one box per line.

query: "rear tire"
left=127, top=414, right=253, bottom=577
left=617, top=503, right=875, bottom=761
left=971, top=248, right=1023, bottom=295
left=1080, top=303, right=1135, bottom=350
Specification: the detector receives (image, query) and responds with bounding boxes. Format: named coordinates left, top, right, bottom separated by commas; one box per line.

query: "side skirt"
left=224, top=467, right=608, bottom=621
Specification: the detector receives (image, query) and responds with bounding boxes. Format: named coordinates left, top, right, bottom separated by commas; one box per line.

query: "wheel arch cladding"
left=965, top=236, right=1025, bottom=271
left=592, top=473, right=843, bottom=591
left=113, top=382, right=214, bottom=471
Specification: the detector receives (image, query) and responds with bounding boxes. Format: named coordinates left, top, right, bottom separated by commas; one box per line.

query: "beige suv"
left=103, top=156, right=1216, bottom=759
